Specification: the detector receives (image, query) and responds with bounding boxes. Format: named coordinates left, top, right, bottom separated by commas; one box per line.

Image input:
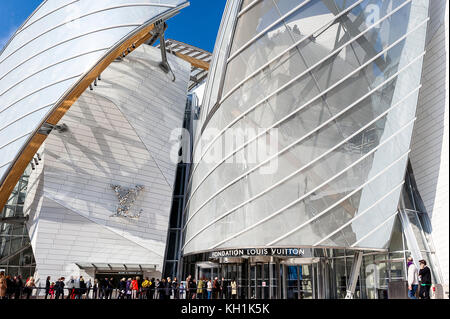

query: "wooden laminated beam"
left=174, top=51, right=210, bottom=70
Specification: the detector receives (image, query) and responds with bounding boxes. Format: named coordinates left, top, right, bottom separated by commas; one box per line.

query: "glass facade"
left=0, top=166, right=35, bottom=278
left=183, top=0, right=430, bottom=254
left=175, top=0, right=442, bottom=299
left=181, top=199, right=440, bottom=299
left=163, top=93, right=200, bottom=278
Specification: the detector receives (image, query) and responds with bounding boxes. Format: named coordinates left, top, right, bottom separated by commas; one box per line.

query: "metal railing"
left=1, top=286, right=236, bottom=300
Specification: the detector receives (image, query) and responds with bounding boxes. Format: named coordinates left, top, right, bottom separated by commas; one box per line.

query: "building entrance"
left=194, top=257, right=326, bottom=299
left=284, top=264, right=313, bottom=299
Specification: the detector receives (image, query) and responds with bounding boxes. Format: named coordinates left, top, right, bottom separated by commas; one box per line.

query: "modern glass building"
left=179, top=0, right=446, bottom=298
left=0, top=0, right=447, bottom=299
left=0, top=167, right=35, bottom=278
left=0, top=0, right=194, bottom=287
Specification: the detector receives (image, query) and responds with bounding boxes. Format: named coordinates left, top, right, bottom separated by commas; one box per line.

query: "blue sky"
left=0, top=0, right=226, bottom=52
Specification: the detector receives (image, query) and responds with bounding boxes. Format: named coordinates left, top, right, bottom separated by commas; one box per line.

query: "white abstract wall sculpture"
left=110, top=185, right=145, bottom=219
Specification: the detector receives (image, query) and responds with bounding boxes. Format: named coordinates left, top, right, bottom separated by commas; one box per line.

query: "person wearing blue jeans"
left=407, top=256, right=419, bottom=299
left=207, top=279, right=212, bottom=299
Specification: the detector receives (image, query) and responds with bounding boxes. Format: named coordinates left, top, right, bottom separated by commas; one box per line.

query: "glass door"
left=249, top=262, right=278, bottom=299
left=196, top=264, right=219, bottom=283
left=283, top=264, right=317, bottom=299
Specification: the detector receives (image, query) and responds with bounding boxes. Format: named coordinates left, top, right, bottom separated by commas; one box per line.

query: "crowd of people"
left=0, top=273, right=238, bottom=300
left=1, top=258, right=433, bottom=300
left=0, top=274, right=36, bottom=299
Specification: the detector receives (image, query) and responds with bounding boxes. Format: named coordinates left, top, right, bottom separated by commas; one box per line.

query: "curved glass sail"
left=0, top=0, right=188, bottom=194
left=183, top=0, right=430, bottom=254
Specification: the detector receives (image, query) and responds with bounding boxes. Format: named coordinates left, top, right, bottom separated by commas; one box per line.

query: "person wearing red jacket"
left=131, top=277, right=139, bottom=299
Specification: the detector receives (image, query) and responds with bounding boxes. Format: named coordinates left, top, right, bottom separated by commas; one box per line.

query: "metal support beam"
left=398, top=209, right=423, bottom=267
left=345, top=251, right=363, bottom=299
left=0, top=243, right=31, bottom=265
left=154, top=21, right=173, bottom=77
left=38, top=122, right=68, bottom=135
left=0, top=216, right=28, bottom=225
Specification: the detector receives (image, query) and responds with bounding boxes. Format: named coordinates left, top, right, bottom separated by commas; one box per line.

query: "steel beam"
left=345, top=251, right=363, bottom=299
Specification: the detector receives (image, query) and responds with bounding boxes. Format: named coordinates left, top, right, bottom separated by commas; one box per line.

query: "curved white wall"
left=0, top=0, right=188, bottom=188
left=24, top=45, right=190, bottom=282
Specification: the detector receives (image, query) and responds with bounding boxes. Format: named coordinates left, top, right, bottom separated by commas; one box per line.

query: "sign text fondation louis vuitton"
left=210, top=248, right=309, bottom=258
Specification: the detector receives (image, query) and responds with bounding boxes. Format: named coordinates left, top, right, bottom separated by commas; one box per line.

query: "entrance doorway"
left=283, top=264, right=314, bottom=299
left=193, top=257, right=326, bottom=299
left=280, top=258, right=325, bottom=299
left=248, top=262, right=277, bottom=299
left=195, top=262, right=220, bottom=282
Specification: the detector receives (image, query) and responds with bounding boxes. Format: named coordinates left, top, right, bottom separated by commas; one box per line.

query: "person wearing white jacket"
left=407, top=256, right=419, bottom=299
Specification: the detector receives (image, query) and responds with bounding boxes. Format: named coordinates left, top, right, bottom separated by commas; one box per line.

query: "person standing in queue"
left=418, top=259, right=432, bottom=299
left=73, top=276, right=80, bottom=299
left=159, top=278, right=166, bottom=299
left=126, top=278, right=132, bottom=299
left=207, top=279, right=212, bottom=299
left=55, top=277, right=65, bottom=299
left=185, top=275, right=191, bottom=299
left=149, top=278, right=156, bottom=299
left=172, top=277, right=179, bottom=299
left=6, top=275, right=14, bottom=299
left=86, top=279, right=92, bottom=299
left=131, top=276, right=139, bottom=299
left=220, top=277, right=228, bottom=299
left=155, top=279, right=161, bottom=299
left=108, top=277, right=115, bottom=299
left=44, top=276, right=51, bottom=299
left=92, top=279, right=99, bottom=299
left=213, top=277, right=220, bottom=299
left=407, top=256, right=419, bottom=299
left=24, top=277, right=35, bottom=299
left=118, top=278, right=126, bottom=299
left=231, top=278, right=238, bottom=299
left=141, top=277, right=149, bottom=299
left=0, top=271, right=7, bottom=299
left=15, top=275, right=23, bottom=299
left=49, top=282, right=55, bottom=299
left=191, top=279, right=198, bottom=299
left=179, top=282, right=186, bottom=299
left=66, top=276, right=75, bottom=299
left=165, top=277, right=172, bottom=299
left=80, top=276, right=86, bottom=299
left=100, top=277, right=107, bottom=299
left=188, top=276, right=196, bottom=299
left=196, top=278, right=204, bottom=300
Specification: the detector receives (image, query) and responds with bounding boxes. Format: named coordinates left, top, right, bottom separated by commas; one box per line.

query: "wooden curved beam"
left=174, top=51, right=210, bottom=70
